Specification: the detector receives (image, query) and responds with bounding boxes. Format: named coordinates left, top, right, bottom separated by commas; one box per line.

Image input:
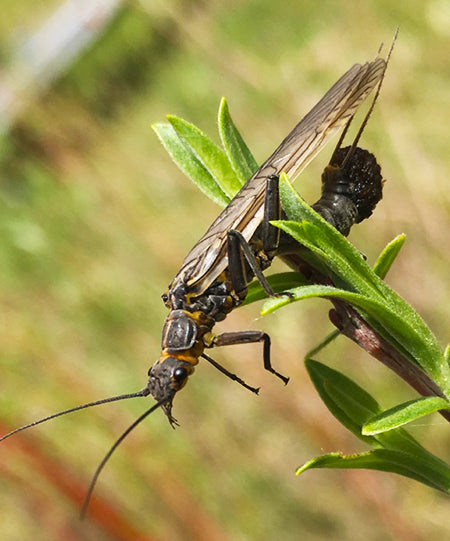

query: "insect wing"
left=175, top=57, right=386, bottom=293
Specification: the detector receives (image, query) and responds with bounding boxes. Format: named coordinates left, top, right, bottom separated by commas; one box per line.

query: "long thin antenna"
left=0, top=389, right=150, bottom=443
left=341, top=28, right=398, bottom=169
left=81, top=397, right=169, bottom=519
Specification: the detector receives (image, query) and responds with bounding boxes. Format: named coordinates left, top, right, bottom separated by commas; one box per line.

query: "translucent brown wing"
left=172, top=57, right=386, bottom=294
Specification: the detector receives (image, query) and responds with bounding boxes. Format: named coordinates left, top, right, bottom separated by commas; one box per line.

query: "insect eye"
left=161, top=293, right=168, bottom=303
left=173, top=367, right=188, bottom=383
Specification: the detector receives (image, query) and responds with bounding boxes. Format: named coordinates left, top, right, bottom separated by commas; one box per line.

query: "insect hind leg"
left=210, top=330, right=289, bottom=385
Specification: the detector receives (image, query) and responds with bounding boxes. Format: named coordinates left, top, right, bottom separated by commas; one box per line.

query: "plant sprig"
left=153, top=98, right=450, bottom=493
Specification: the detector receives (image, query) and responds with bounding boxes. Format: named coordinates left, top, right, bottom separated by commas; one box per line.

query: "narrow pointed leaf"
left=277, top=218, right=384, bottom=296
left=305, top=359, right=380, bottom=444
left=263, top=284, right=445, bottom=382
left=152, top=122, right=230, bottom=206
left=167, top=115, right=241, bottom=199
left=304, top=360, right=450, bottom=493
left=363, top=397, right=450, bottom=435
left=218, top=97, right=258, bottom=184
left=305, top=360, right=439, bottom=457
left=277, top=174, right=387, bottom=296
left=275, top=175, right=448, bottom=387
left=373, top=234, right=406, bottom=279
left=278, top=175, right=438, bottom=343
left=296, top=449, right=450, bottom=493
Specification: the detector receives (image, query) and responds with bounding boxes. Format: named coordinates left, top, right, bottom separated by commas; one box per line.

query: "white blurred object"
left=0, top=0, right=123, bottom=133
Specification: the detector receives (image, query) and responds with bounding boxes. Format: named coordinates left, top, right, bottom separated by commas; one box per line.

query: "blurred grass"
left=0, top=1, right=449, bottom=540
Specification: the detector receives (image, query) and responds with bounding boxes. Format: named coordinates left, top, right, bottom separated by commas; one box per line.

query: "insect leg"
left=261, top=174, right=302, bottom=257
left=227, top=229, right=275, bottom=298
left=226, top=174, right=282, bottom=298
left=201, top=352, right=260, bottom=394
left=211, top=330, right=289, bottom=384
left=262, top=174, right=281, bottom=255
left=228, top=228, right=295, bottom=299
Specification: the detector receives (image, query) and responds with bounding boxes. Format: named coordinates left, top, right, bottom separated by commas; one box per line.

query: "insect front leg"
left=209, top=330, right=289, bottom=384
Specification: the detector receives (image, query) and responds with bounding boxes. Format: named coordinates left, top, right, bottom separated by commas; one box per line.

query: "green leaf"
left=303, top=360, right=450, bottom=492
left=276, top=219, right=383, bottom=296
left=305, top=360, right=438, bottom=456
left=373, top=234, right=406, bottom=279
left=363, top=397, right=450, bottom=435
left=296, top=449, right=450, bottom=493
left=152, top=122, right=230, bottom=207
left=167, top=115, right=242, bottom=199
left=218, top=98, right=258, bottom=184
left=277, top=177, right=430, bottom=336
left=275, top=175, right=449, bottom=389
left=305, top=359, right=381, bottom=445
left=277, top=174, right=387, bottom=297
left=263, top=284, right=443, bottom=380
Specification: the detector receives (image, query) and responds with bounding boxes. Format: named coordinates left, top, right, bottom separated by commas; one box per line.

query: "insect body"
left=147, top=56, right=388, bottom=423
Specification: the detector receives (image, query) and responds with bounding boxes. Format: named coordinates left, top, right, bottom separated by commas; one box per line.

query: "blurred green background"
left=0, top=1, right=448, bottom=540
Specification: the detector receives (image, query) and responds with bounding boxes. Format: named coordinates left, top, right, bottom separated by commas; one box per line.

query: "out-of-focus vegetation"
left=0, top=1, right=448, bottom=540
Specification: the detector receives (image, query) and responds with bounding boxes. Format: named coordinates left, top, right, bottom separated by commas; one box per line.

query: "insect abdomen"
left=313, top=146, right=383, bottom=236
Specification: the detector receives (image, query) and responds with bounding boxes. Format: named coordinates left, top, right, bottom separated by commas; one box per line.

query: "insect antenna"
left=0, top=389, right=150, bottom=443
left=340, top=28, right=398, bottom=169
left=81, top=397, right=169, bottom=519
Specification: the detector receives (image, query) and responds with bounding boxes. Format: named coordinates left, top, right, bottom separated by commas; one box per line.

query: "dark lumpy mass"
left=331, top=146, right=383, bottom=222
